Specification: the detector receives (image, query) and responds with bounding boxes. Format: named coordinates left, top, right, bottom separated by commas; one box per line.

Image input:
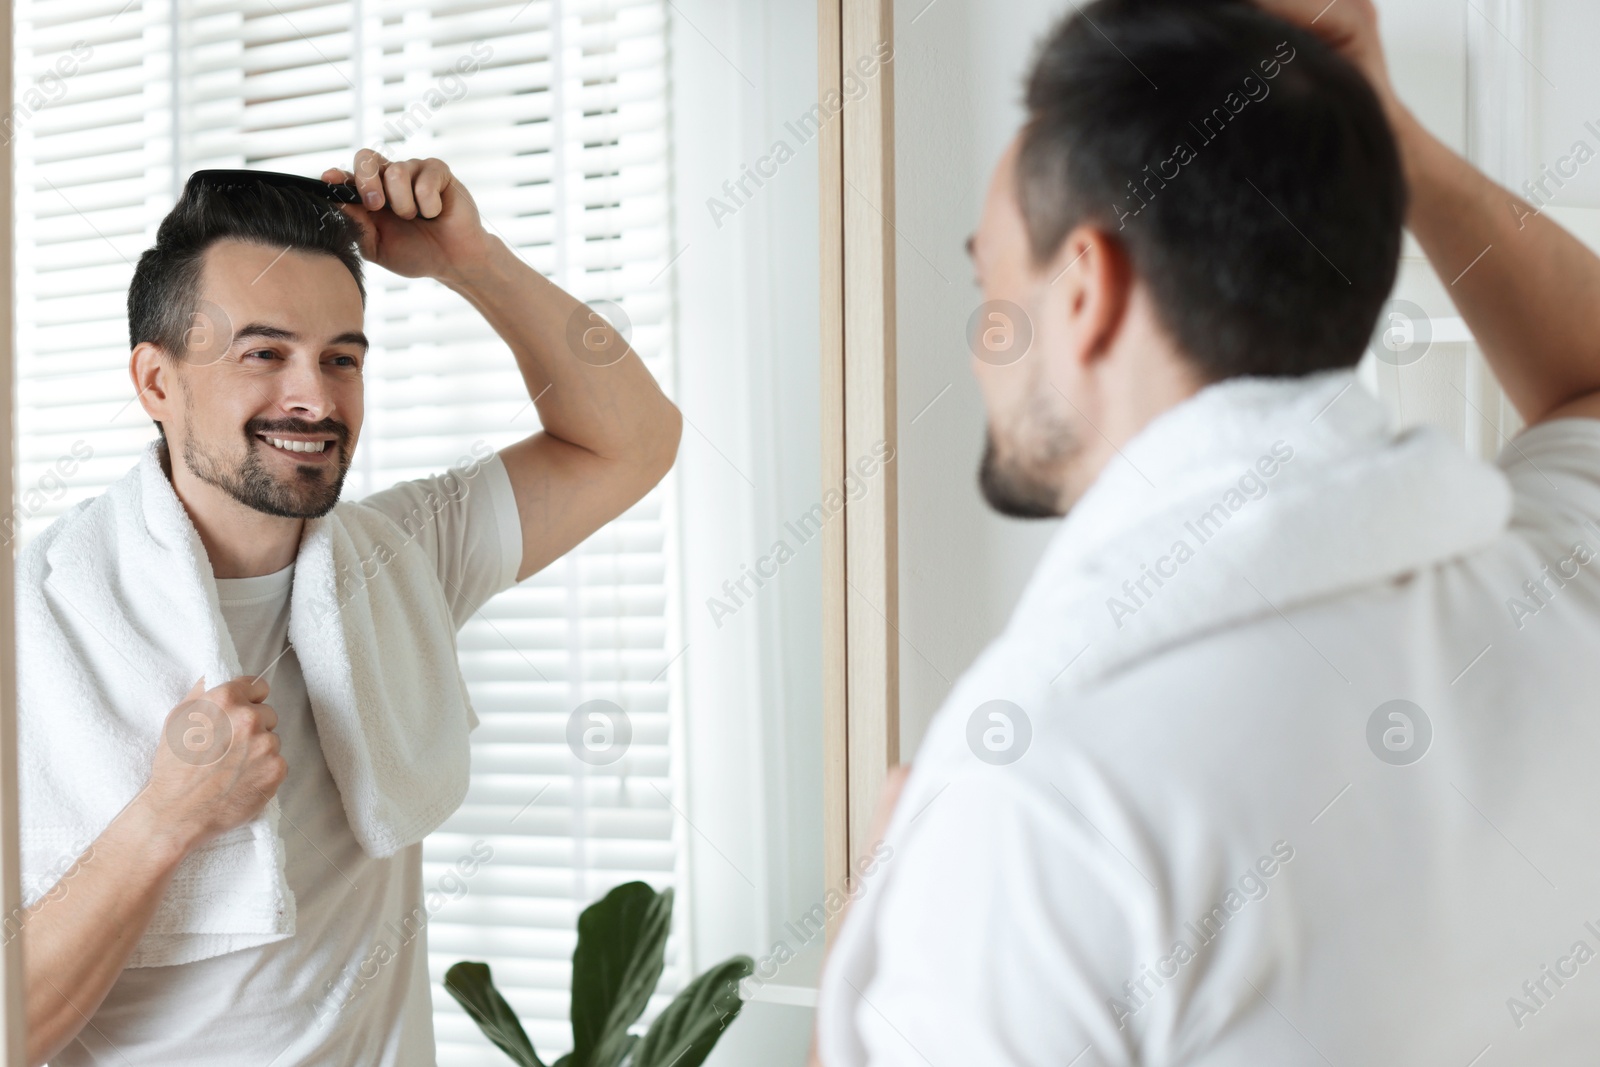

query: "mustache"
left=245, top=418, right=349, bottom=444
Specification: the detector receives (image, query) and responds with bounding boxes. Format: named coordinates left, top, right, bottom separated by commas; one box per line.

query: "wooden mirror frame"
left=1, top=0, right=21, bottom=1054
left=820, top=0, right=898, bottom=942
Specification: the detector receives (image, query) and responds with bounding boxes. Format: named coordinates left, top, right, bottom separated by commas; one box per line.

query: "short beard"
left=978, top=388, right=1078, bottom=519
left=180, top=410, right=350, bottom=519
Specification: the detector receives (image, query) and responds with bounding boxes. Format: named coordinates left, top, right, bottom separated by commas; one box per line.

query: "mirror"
left=8, top=2, right=827, bottom=1064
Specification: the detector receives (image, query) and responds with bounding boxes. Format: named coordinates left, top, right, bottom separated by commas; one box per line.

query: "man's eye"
left=244, top=349, right=277, bottom=361
left=330, top=355, right=360, bottom=368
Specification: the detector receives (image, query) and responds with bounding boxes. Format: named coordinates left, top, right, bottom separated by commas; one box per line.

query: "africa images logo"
left=1366, top=699, right=1431, bottom=766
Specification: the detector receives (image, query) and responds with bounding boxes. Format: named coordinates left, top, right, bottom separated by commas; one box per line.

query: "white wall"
left=670, top=1, right=825, bottom=1061
left=1531, top=0, right=1600, bottom=208
left=893, top=0, right=1065, bottom=756
left=892, top=0, right=1495, bottom=752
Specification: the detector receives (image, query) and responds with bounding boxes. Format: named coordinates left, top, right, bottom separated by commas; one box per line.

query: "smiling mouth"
left=256, top=433, right=337, bottom=458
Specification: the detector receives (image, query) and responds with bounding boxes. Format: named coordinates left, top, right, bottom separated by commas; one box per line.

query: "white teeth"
left=264, top=436, right=327, bottom=454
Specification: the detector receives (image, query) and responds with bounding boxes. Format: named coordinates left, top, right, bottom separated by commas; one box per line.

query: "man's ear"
left=1039, top=223, right=1133, bottom=373
left=130, top=341, right=178, bottom=425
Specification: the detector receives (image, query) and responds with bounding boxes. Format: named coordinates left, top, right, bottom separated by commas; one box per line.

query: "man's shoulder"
left=342, top=485, right=464, bottom=559
left=1498, top=416, right=1600, bottom=511
left=345, top=448, right=505, bottom=528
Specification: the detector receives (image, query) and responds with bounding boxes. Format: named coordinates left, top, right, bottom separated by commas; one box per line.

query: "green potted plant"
left=446, top=881, right=755, bottom=1067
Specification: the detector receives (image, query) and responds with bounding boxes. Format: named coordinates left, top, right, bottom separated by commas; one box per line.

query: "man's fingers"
left=382, top=159, right=421, bottom=220
left=352, top=148, right=389, bottom=210
left=1254, top=0, right=1376, bottom=45
left=217, top=674, right=270, bottom=706
left=1253, top=0, right=1389, bottom=97
left=251, top=701, right=279, bottom=733
left=342, top=153, right=450, bottom=220
left=413, top=158, right=450, bottom=220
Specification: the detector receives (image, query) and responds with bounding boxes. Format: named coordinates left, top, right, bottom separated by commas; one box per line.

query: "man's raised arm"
left=1263, top=0, right=1600, bottom=427
left=327, top=150, right=683, bottom=584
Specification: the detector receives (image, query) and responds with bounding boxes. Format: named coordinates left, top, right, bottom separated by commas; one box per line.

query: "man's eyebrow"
left=232, top=322, right=370, bottom=350
left=232, top=323, right=295, bottom=344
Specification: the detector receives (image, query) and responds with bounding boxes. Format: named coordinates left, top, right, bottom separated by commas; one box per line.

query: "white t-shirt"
left=52, top=453, right=523, bottom=1067
left=817, top=417, right=1600, bottom=1065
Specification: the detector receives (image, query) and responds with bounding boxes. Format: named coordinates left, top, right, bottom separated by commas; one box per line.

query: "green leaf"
left=606, top=1033, right=639, bottom=1067
left=632, top=956, right=755, bottom=1067
left=571, top=882, right=675, bottom=1067
left=444, top=961, right=547, bottom=1067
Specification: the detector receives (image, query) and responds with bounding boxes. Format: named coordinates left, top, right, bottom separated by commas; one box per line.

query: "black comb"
left=186, top=168, right=363, bottom=205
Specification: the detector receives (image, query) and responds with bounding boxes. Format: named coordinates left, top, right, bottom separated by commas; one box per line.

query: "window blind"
left=12, top=1, right=686, bottom=1061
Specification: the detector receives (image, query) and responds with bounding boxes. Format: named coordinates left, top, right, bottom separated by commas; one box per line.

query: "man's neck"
left=160, top=438, right=305, bottom=579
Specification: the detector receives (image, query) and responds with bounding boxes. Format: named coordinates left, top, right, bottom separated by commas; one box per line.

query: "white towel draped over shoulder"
left=16, top=440, right=479, bottom=967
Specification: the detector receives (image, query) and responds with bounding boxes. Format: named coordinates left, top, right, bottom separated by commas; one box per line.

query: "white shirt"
left=52, top=453, right=523, bottom=1067
left=817, top=374, right=1600, bottom=1066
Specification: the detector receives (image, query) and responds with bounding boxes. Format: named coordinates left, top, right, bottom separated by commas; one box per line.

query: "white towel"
left=16, top=439, right=479, bottom=967
left=854, top=367, right=1515, bottom=817
left=998, top=366, right=1515, bottom=689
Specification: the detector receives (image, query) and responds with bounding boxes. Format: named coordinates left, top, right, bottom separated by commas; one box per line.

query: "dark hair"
left=1016, top=0, right=1405, bottom=380
left=127, top=175, right=366, bottom=437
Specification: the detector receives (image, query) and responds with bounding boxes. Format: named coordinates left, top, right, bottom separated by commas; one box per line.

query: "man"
left=16, top=153, right=680, bottom=1064
left=816, top=0, right=1600, bottom=1062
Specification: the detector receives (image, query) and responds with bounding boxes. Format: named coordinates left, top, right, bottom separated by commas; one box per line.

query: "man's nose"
left=274, top=354, right=336, bottom=422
